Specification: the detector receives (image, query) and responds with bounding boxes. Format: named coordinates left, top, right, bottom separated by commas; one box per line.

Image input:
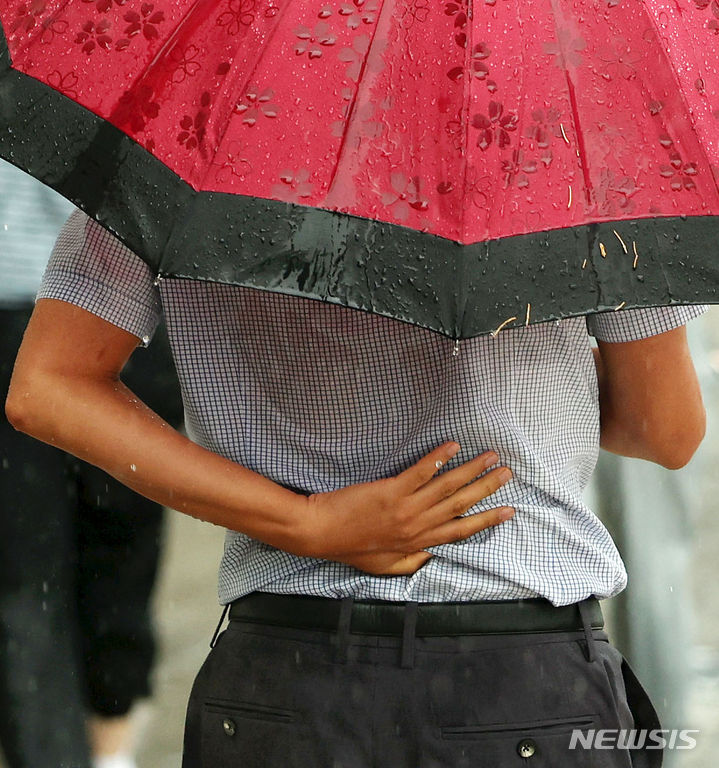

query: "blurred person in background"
left=0, top=160, right=184, bottom=768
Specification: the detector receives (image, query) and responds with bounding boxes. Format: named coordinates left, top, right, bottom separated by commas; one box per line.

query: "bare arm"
left=6, top=299, right=514, bottom=575
left=592, top=324, right=705, bottom=469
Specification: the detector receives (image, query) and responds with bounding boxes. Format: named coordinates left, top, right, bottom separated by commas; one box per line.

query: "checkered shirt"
left=37, top=209, right=709, bottom=607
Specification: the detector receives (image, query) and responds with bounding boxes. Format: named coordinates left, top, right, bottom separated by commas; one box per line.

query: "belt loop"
left=333, top=597, right=354, bottom=664
left=400, top=602, right=419, bottom=669
left=577, top=599, right=596, bottom=663
left=210, top=603, right=230, bottom=649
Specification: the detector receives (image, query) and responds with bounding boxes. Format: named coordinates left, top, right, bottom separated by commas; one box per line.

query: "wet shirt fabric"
left=38, top=209, right=708, bottom=607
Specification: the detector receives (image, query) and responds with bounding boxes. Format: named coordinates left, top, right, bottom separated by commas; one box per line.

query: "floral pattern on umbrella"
left=1, top=0, right=718, bottom=244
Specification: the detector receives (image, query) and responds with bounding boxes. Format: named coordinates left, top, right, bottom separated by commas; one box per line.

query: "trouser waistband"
left=227, top=592, right=603, bottom=637
left=224, top=592, right=604, bottom=669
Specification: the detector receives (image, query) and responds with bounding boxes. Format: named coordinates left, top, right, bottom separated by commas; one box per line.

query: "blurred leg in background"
left=0, top=306, right=92, bottom=768
left=0, top=312, right=183, bottom=768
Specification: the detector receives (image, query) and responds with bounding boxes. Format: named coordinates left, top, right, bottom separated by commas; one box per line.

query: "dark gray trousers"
left=182, top=601, right=662, bottom=768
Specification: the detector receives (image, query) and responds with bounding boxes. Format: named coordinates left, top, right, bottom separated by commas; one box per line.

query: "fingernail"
left=485, top=451, right=499, bottom=464
left=499, top=507, right=515, bottom=521
left=499, top=468, right=512, bottom=482
left=447, top=442, right=461, bottom=457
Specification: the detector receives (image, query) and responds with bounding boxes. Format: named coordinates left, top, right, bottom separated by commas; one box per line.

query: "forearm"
left=6, top=370, right=309, bottom=551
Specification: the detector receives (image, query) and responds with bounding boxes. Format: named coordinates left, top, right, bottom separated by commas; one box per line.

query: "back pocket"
left=437, top=715, right=630, bottom=767
left=200, top=699, right=306, bottom=768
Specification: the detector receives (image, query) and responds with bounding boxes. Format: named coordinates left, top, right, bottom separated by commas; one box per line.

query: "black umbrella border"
left=1, top=25, right=718, bottom=339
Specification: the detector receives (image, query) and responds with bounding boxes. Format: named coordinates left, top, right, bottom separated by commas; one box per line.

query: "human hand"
left=297, top=443, right=514, bottom=576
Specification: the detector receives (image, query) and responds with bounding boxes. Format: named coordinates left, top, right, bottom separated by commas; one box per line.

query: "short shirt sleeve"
left=585, top=305, right=710, bottom=343
left=36, top=208, right=161, bottom=344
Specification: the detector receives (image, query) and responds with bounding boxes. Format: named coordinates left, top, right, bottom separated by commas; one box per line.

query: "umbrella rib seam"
left=323, top=0, right=386, bottom=200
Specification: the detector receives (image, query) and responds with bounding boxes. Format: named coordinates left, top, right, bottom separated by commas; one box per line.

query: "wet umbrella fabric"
left=1, top=0, right=718, bottom=338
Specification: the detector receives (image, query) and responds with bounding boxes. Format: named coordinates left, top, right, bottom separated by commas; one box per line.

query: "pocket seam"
left=440, top=714, right=597, bottom=740
left=203, top=699, right=297, bottom=724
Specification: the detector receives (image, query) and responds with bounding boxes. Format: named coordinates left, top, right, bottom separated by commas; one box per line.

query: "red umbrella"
left=1, top=0, right=718, bottom=336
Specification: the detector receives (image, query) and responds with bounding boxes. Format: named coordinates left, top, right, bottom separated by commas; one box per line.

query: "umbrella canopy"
left=1, top=0, right=718, bottom=337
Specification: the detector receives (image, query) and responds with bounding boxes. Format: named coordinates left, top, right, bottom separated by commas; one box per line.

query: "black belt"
left=228, top=592, right=604, bottom=637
